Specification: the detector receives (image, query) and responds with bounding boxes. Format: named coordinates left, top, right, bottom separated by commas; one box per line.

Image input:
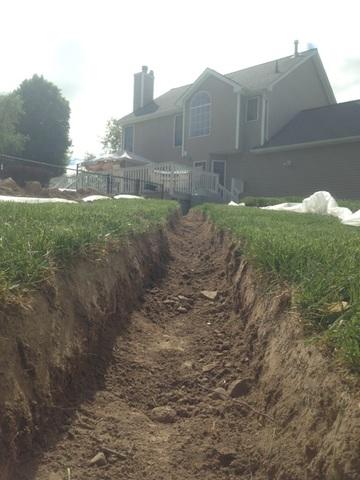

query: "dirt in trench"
left=16, top=213, right=360, bottom=480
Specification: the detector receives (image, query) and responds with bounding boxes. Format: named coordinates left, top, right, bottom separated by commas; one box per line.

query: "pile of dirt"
left=0, top=176, right=103, bottom=200
left=1, top=212, right=360, bottom=479
left=0, top=177, right=25, bottom=196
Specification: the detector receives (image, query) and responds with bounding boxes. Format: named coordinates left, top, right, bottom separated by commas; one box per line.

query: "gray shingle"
left=226, top=50, right=315, bottom=90
left=120, top=50, right=316, bottom=123
left=261, top=100, right=360, bottom=148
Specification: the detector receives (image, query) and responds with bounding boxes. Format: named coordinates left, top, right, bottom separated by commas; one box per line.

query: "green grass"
left=242, top=195, right=360, bottom=212
left=200, top=203, right=360, bottom=371
left=0, top=199, right=177, bottom=302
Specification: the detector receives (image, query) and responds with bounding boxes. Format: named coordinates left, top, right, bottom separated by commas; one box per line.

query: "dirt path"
left=17, top=215, right=278, bottom=479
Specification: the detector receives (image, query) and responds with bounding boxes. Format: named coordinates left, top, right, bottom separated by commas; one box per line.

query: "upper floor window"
left=174, top=114, right=183, bottom=147
left=246, top=97, right=259, bottom=122
left=189, top=91, right=211, bottom=137
left=123, top=125, right=134, bottom=152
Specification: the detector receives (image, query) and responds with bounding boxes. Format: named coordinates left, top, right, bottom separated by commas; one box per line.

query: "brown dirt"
left=7, top=213, right=360, bottom=479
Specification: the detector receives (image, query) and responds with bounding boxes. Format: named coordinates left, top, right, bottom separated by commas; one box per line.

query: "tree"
left=0, top=93, right=27, bottom=155
left=16, top=75, right=71, bottom=177
left=102, top=118, right=122, bottom=153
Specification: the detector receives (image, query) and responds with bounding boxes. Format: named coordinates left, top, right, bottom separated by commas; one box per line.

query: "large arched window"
left=189, top=91, right=211, bottom=137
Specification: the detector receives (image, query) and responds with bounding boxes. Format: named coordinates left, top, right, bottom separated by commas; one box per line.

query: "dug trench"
left=2, top=212, right=360, bottom=479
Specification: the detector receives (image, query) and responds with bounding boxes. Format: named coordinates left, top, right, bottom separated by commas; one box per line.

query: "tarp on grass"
left=0, top=195, right=77, bottom=204
left=230, top=191, right=360, bottom=227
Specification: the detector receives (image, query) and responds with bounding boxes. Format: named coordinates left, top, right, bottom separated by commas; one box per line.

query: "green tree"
left=0, top=93, right=27, bottom=155
left=16, top=75, right=71, bottom=175
left=102, top=118, right=122, bottom=153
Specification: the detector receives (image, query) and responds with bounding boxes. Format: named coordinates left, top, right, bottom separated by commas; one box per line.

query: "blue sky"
left=1, top=0, right=359, bottom=158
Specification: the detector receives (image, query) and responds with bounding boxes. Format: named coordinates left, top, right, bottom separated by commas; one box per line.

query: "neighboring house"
left=119, top=44, right=360, bottom=199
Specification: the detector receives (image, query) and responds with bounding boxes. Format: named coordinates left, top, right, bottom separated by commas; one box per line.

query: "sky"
left=1, top=0, right=359, bottom=159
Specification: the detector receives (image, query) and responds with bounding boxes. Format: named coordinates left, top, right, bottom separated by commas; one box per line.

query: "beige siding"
left=268, top=57, right=332, bottom=139
left=227, top=142, right=360, bottom=199
left=133, top=114, right=183, bottom=163
left=183, top=76, right=238, bottom=162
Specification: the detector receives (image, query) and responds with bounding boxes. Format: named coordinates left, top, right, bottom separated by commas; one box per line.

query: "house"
left=119, top=43, right=360, bottom=199
left=229, top=100, right=360, bottom=198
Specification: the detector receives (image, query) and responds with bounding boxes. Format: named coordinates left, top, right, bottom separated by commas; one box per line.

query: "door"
left=212, top=160, right=225, bottom=186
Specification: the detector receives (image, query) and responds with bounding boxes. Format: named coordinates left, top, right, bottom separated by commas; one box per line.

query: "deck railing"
left=77, top=161, right=242, bottom=202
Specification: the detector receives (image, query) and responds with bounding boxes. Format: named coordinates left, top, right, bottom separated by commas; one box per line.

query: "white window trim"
left=211, top=159, right=226, bottom=186
left=246, top=96, right=260, bottom=123
left=189, top=91, right=212, bottom=138
left=173, top=114, right=183, bottom=148
left=123, top=125, right=135, bottom=152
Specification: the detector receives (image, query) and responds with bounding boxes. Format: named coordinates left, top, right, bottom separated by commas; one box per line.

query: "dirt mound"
left=9, top=213, right=359, bottom=480
left=0, top=177, right=99, bottom=200
left=0, top=177, right=25, bottom=196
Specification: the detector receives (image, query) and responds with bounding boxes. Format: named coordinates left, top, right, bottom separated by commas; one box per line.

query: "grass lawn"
left=0, top=199, right=177, bottom=302
left=200, top=203, right=360, bottom=371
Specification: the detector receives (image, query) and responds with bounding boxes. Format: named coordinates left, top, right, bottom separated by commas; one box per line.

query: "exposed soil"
left=10, top=213, right=360, bottom=479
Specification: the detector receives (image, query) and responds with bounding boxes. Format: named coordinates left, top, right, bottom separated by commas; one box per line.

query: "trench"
left=12, top=213, right=360, bottom=480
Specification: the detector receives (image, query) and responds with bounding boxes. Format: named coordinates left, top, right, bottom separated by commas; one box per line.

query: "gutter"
left=251, top=135, right=360, bottom=154
left=120, top=107, right=182, bottom=127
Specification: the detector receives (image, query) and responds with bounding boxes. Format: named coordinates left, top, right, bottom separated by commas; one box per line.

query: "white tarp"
left=82, top=195, right=111, bottom=202
left=260, top=191, right=360, bottom=226
left=113, top=194, right=145, bottom=200
left=0, top=195, right=77, bottom=204
left=0, top=194, right=146, bottom=204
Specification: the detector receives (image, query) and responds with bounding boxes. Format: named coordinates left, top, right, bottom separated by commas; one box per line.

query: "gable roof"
left=226, top=50, right=315, bottom=91
left=120, top=49, right=323, bottom=125
left=254, top=100, right=360, bottom=152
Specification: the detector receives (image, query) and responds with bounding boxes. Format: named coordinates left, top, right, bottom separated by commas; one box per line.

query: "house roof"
left=256, top=100, right=360, bottom=151
left=120, top=49, right=319, bottom=124
left=226, top=51, right=315, bottom=91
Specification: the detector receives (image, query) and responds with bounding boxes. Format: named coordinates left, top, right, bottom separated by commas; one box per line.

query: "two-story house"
left=118, top=45, right=360, bottom=199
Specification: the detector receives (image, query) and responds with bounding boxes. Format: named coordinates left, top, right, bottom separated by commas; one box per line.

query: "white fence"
left=121, top=162, right=192, bottom=195
left=78, top=161, right=242, bottom=202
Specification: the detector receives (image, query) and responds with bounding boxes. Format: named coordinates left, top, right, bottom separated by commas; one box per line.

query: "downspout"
left=235, top=91, right=241, bottom=150
left=181, top=103, right=186, bottom=158
left=260, top=94, right=267, bottom=145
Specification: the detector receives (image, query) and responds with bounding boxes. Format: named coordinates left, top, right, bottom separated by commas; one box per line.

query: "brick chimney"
left=133, top=66, right=154, bottom=112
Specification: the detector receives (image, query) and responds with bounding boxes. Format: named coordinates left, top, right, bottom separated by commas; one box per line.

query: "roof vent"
left=294, top=40, right=299, bottom=57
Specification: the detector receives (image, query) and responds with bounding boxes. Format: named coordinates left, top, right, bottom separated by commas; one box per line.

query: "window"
left=194, top=161, right=206, bottom=171
left=189, top=91, right=211, bottom=137
left=123, top=126, right=134, bottom=152
left=174, top=114, right=183, bottom=147
left=246, top=97, right=259, bottom=122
